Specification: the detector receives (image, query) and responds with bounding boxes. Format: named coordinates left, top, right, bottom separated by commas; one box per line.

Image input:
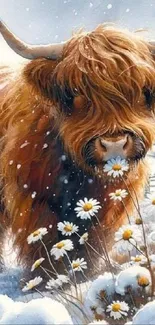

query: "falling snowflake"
left=107, top=4, right=112, bottom=9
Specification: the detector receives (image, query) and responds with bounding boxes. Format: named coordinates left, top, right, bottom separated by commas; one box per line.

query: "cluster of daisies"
left=21, top=156, right=155, bottom=324
left=22, top=196, right=102, bottom=293
left=85, top=265, right=154, bottom=323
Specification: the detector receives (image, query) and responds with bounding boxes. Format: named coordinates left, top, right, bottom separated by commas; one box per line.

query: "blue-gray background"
left=0, top=0, right=155, bottom=44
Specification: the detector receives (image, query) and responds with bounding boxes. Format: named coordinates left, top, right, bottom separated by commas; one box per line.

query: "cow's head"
left=1, top=21, right=155, bottom=177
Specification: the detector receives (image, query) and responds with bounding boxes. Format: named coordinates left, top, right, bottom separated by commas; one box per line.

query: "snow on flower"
left=46, top=274, right=69, bottom=289
left=132, top=300, right=155, bottom=324
left=109, top=189, right=128, bottom=201
left=57, top=221, right=79, bottom=236
left=139, top=194, right=155, bottom=225
left=114, top=224, right=142, bottom=254
left=50, top=239, right=74, bottom=260
left=115, top=266, right=151, bottom=295
left=103, top=156, right=129, bottom=178
left=147, top=230, right=155, bottom=246
left=85, top=273, right=116, bottom=311
left=31, top=258, right=45, bottom=271
left=106, top=300, right=129, bottom=320
left=74, top=198, right=101, bottom=220
left=149, top=254, right=155, bottom=268
left=27, top=227, right=48, bottom=244
left=71, top=258, right=87, bottom=272
left=79, top=232, right=88, bottom=245
left=22, top=276, right=43, bottom=292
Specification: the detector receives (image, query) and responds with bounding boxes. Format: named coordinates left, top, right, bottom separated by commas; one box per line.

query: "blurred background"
left=0, top=0, right=155, bottom=44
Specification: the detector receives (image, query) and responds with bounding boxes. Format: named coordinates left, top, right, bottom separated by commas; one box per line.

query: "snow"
left=115, top=266, right=151, bottom=295
left=132, top=300, right=155, bottom=324
left=85, top=273, right=115, bottom=311
left=0, top=296, right=73, bottom=325
left=107, top=4, right=112, bottom=9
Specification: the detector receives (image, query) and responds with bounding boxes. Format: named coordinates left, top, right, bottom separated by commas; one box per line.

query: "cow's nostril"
left=97, top=134, right=131, bottom=160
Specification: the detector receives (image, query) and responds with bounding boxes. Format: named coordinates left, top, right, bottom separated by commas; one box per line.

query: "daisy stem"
left=43, top=267, right=57, bottom=276
left=56, top=288, right=91, bottom=323
left=40, top=239, right=58, bottom=275
left=40, top=265, right=54, bottom=280
left=33, top=287, right=45, bottom=297
left=85, top=244, right=101, bottom=272
left=61, top=259, right=75, bottom=286
left=65, top=253, right=79, bottom=299
left=121, top=200, right=131, bottom=224
left=81, top=269, right=90, bottom=283
left=129, top=241, right=146, bottom=257
left=127, top=287, right=137, bottom=308
left=75, top=232, right=106, bottom=262
left=94, top=215, right=115, bottom=278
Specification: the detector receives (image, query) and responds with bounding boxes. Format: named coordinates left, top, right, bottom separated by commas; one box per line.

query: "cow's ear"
left=23, top=58, right=59, bottom=99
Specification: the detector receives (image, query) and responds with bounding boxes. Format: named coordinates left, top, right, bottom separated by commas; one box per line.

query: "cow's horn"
left=0, top=20, right=65, bottom=60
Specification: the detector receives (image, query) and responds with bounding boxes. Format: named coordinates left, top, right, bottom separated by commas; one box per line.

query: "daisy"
left=114, top=224, right=142, bottom=253
left=22, top=276, right=42, bottom=292
left=71, top=257, right=87, bottom=272
left=57, top=221, right=79, bottom=236
left=109, top=189, right=128, bottom=201
left=131, top=255, right=147, bottom=266
left=74, top=198, right=101, bottom=220
left=46, top=274, right=69, bottom=289
left=79, top=232, right=88, bottom=245
left=31, top=257, right=45, bottom=271
left=27, top=227, right=48, bottom=244
left=50, top=239, right=74, bottom=260
left=103, top=156, right=129, bottom=178
left=106, top=300, right=129, bottom=320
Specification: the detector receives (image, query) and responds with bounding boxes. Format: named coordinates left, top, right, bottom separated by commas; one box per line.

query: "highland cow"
left=0, top=21, right=155, bottom=268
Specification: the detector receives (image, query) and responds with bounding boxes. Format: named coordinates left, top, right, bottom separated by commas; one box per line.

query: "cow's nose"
left=99, top=135, right=129, bottom=160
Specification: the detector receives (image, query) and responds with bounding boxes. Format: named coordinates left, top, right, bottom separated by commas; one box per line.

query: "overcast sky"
left=0, top=0, right=155, bottom=45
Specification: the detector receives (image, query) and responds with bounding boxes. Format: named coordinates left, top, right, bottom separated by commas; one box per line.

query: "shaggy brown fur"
left=0, top=24, right=155, bottom=266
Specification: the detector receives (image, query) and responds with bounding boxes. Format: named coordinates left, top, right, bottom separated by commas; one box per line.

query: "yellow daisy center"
left=152, top=199, right=155, bottom=205
left=134, top=257, right=142, bottom=262
left=83, top=203, right=93, bottom=211
left=112, top=303, right=121, bottom=312
left=138, top=276, right=149, bottom=287
left=32, top=230, right=40, bottom=237
left=115, top=191, right=121, bottom=197
left=64, top=225, right=72, bottom=232
left=123, top=229, right=133, bottom=240
left=34, top=261, right=41, bottom=269
left=72, top=262, right=80, bottom=269
left=56, top=242, right=65, bottom=249
left=28, top=283, right=35, bottom=290
left=135, top=218, right=142, bottom=225
left=112, top=164, right=122, bottom=171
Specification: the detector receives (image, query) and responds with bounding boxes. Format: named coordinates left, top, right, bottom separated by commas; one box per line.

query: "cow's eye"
left=143, top=87, right=154, bottom=109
